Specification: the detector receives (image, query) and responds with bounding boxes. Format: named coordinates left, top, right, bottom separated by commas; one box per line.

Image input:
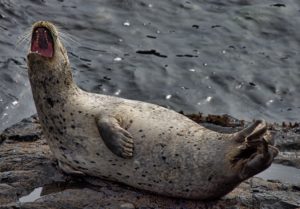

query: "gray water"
left=0, top=0, right=300, bottom=131
left=256, top=163, right=300, bottom=184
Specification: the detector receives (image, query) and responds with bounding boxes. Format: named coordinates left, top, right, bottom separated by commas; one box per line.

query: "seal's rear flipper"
left=233, top=120, right=267, bottom=143
left=238, top=139, right=279, bottom=180
left=96, top=115, right=134, bottom=159
left=229, top=120, right=279, bottom=180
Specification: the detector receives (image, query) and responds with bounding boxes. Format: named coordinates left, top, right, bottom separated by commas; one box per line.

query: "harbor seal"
left=26, top=21, right=279, bottom=200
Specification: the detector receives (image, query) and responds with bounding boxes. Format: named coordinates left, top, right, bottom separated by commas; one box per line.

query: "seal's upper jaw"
left=29, top=21, right=58, bottom=59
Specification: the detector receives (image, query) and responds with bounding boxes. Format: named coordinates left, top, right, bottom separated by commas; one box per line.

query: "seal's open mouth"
left=31, top=27, right=54, bottom=58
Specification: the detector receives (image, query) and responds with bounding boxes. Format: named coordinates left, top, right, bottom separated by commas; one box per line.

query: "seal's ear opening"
left=31, top=27, right=54, bottom=58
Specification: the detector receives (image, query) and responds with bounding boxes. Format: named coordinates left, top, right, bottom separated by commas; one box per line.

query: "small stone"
left=120, top=202, right=135, bottom=209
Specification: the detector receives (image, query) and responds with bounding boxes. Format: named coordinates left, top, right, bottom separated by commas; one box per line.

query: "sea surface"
left=0, top=0, right=300, bottom=131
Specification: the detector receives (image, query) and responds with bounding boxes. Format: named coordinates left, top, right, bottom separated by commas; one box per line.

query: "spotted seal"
left=26, top=21, right=278, bottom=200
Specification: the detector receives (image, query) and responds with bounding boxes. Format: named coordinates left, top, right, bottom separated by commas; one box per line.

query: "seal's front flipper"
left=96, top=115, right=134, bottom=158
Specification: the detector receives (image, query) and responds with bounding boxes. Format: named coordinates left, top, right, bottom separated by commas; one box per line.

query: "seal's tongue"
left=31, top=27, right=54, bottom=58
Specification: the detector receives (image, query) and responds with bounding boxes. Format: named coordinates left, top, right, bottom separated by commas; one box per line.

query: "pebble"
left=120, top=202, right=135, bottom=209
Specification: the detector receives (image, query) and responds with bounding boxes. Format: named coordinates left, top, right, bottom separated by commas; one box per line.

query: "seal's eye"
left=31, top=27, right=54, bottom=58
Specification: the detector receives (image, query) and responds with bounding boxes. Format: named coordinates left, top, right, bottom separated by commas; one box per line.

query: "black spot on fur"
left=59, top=146, right=67, bottom=151
left=74, top=160, right=80, bottom=164
left=46, top=98, right=55, bottom=108
left=139, top=129, right=143, bottom=132
left=71, top=125, right=76, bottom=129
left=208, top=175, right=213, bottom=181
left=77, top=166, right=88, bottom=170
left=96, top=153, right=100, bottom=156
left=159, top=143, right=166, bottom=148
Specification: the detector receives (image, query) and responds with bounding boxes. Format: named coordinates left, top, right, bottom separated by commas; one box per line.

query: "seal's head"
left=27, top=21, right=69, bottom=72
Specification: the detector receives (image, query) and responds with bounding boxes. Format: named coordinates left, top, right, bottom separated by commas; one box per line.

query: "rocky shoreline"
left=0, top=115, right=299, bottom=209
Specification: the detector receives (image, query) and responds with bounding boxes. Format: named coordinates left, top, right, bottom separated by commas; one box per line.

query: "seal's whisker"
left=59, top=31, right=80, bottom=47
left=17, top=33, right=30, bottom=43
left=16, top=36, right=31, bottom=51
left=16, top=27, right=32, bottom=49
left=51, top=24, right=80, bottom=48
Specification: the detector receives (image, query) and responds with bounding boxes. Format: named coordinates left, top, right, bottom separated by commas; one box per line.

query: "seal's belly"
left=44, top=99, right=231, bottom=199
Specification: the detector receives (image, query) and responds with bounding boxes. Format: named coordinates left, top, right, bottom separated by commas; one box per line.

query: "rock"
left=0, top=115, right=299, bottom=209
left=271, top=124, right=300, bottom=169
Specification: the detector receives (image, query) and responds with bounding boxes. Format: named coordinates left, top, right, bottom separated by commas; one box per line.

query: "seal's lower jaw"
left=30, top=27, right=54, bottom=58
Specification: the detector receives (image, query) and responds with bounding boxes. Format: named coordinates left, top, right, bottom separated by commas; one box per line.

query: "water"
left=256, top=163, right=300, bottom=184
left=1, top=1, right=300, bottom=131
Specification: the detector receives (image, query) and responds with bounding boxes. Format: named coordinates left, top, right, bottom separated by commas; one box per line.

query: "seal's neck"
left=27, top=54, right=79, bottom=101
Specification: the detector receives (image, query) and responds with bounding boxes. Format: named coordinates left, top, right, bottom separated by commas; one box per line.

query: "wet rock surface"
left=0, top=115, right=299, bottom=209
